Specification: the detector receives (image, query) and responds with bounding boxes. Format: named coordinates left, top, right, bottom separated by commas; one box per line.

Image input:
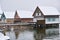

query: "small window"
left=52, top=18, right=55, bottom=21
left=38, top=13, right=41, bottom=16
left=36, top=13, right=38, bottom=16
left=47, top=18, right=51, bottom=21
left=47, top=18, right=55, bottom=22
left=36, top=13, right=41, bottom=16
left=38, top=13, right=39, bottom=15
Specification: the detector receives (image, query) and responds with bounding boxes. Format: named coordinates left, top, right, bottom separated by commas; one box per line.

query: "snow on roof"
left=34, top=6, right=59, bottom=15
left=4, top=10, right=33, bottom=18
left=4, top=11, right=15, bottom=18
left=17, top=10, right=33, bottom=18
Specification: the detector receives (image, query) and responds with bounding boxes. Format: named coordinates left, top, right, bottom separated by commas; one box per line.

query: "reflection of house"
left=32, top=6, right=59, bottom=29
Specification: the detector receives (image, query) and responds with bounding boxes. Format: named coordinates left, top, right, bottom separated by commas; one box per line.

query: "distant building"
left=2, top=10, right=33, bottom=23
left=14, top=11, right=21, bottom=23
left=32, top=6, right=59, bottom=29
left=0, top=6, right=59, bottom=29
left=0, top=13, right=6, bottom=23
left=14, top=10, right=33, bottom=23
left=4, top=12, right=15, bottom=23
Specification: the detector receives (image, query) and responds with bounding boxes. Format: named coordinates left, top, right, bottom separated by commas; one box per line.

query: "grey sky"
left=0, top=0, right=60, bottom=12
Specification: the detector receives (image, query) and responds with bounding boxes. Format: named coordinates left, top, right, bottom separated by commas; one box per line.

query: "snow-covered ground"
left=0, top=32, right=10, bottom=40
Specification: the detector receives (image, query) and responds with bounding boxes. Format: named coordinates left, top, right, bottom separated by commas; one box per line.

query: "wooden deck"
left=0, top=22, right=36, bottom=26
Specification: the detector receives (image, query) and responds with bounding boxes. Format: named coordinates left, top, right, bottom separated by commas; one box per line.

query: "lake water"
left=5, top=30, right=36, bottom=40
left=4, top=26, right=59, bottom=40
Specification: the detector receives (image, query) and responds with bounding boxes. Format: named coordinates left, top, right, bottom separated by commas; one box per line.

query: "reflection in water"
left=15, top=31, right=19, bottom=39
left=4, top=26, right=45, bottom=40
left=5, top=30, right=35, bottom=40
left=17, top=30, right=35, bottom=40
left=34, top=28, right=45, bottom=40
left=6, top=31, right=16, bottom=40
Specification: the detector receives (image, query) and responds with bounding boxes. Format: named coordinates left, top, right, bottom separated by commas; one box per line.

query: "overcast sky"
left=0, top=0, right=60, bottom=12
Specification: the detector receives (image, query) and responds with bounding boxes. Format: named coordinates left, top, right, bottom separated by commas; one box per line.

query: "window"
left=36, top=13, right=38, bottom=16
left=38, top=13, right=39, bottom=15
left=52, top=18, right=55, bottom=21
left=39, top=13, right=41, bottom=16
left=47, top=18, right=51, bottom=21
left=47, top=18, right=55, bottom=22
left=36, top=13, right=41, bottom=16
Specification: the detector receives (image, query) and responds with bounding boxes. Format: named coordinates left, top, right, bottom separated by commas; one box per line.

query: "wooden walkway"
left=0, top=22, right=36, bottom=26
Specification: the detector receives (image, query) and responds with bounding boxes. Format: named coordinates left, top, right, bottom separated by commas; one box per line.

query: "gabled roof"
left=4, top=10, right=33, bottom=18
left=33, top=6, right=59, bottom=16
left=4, top=11, right=15, bottom=18
left=17, top=10, right=33, bottom=18
left=14, top=11, right=20, bottom=19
